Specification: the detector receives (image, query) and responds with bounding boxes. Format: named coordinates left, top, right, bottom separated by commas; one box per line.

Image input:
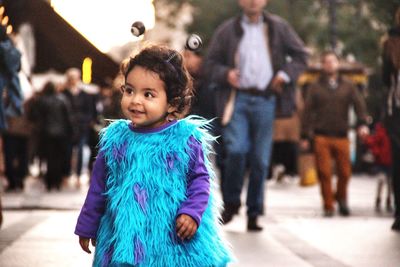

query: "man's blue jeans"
left=222, top=92, right=275, bottom=217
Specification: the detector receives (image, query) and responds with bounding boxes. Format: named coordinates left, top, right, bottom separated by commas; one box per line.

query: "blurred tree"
left=365, top=0, right=400, bottom=27
left=262, top=0, right=398, bottom=67
left=186, top=0, right=241, bottom=49
left=154, top=0, right=240, bottom=48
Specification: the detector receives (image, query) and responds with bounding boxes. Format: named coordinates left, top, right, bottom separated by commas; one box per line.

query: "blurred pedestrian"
left=205, top=0, right=308, bottom=231
left=183, top=48, right=226, bottom=186
left=0, top=22, right=23, bottom=230
left=75, top=45, right=232, bottom=266
left=25, top=90, right=45, bottom=176
left=183, top=49, right=211, bottom=119
left=269, top=88, right=303, bottom=182
left=301, top=51, right=369, bottom=217
left=382, top=7, right=400, bottom=231
left=0, top=24, right=26, bottom=192
left=88, top=81, right=122, bottom=172
left=36, top=81, right=73, bottom=191
left=2, top=104, right=30, bottom=192
left=361, top=122, right=392, bottom=212
left=62, top=68, right=97, bottom=186
left=96, top=81, right=122, bottom=121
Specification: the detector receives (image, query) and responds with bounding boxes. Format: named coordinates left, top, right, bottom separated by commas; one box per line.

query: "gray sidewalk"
left=1, top=175, right=399, bottom=266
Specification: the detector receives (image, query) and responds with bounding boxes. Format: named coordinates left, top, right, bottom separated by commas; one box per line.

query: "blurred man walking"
left=206, top=0, right=308, bottom=231
left=301, top=51, right=369, bottom=217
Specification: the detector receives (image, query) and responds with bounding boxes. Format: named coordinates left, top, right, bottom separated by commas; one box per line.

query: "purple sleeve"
left=74, top=150, right=107, bottom=238
left=177, top=136, right=211, bottom=226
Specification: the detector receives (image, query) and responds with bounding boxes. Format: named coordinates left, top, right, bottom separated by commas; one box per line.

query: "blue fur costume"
left=93, top=117, right=232, bottom=266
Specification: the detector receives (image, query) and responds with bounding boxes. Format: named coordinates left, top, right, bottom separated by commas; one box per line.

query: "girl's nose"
left=130, top=94, right=141, bottom=104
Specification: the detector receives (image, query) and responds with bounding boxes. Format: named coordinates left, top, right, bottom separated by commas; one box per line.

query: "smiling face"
left=121, top=66, right=175, bottom=129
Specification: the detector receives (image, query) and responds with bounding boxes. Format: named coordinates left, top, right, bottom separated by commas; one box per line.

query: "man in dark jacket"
left=382, top=7, right=400, bottom=231
left=205, top=0, right=308, bottom=231
left=301, top=51, right=369, bottom=217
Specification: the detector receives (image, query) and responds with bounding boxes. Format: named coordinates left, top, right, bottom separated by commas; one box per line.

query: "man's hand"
left=300, top=139, right=310, bottom=151
left=270, top=75, right=285, bottom=95
left=176, top=214, right=198, bottom=241
left=227, top=69, right=240, bottom=88
left=79, top=237, right=96, bottom=254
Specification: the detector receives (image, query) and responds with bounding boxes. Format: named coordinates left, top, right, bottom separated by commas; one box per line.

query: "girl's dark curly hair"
left=121, top=45, right=193, bottom=117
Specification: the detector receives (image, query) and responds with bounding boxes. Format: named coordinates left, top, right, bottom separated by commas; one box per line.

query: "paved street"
left=0, top=174, right=399, bottom=267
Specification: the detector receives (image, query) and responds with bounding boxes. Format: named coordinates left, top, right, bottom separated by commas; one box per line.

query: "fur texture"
left=93, top=116, right=232, bottom=266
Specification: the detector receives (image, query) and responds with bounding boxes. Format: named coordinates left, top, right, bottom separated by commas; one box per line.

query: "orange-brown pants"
left=314, top=135, right=351, bottom=211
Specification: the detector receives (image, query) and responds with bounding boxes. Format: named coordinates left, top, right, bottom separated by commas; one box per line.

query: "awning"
left=3, top=0, right=120, bottom=85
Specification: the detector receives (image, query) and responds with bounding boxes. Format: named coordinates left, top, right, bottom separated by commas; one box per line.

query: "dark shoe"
left=338, top=200, right=350, bottom=216
left=391, top=218, right=400, bottom=232
left=324, top=209, right=334, bottom=217
left=221, top=203, right=240, bottom=224
left=247, top=216, right=263, bottom=232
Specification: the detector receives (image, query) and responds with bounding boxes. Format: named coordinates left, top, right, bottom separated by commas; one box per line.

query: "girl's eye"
left=144, top=92, right=154, bottom=98
left=124, top=87, right=134, bottom=95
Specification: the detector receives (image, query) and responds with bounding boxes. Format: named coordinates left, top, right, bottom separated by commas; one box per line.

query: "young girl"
left=75, top=45, right=232, bottom=266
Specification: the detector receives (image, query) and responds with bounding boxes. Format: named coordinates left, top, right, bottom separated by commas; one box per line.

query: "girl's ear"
left=167, top=96, right=180, bottom=114
left=166, top=105, right=178, bottom=122
left=167, top=104, right=177, bottom=114
left=167, top=97, right=179, bottom=119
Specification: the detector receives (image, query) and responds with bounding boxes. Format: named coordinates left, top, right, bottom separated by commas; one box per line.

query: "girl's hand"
left=79, top=237, right=96, bottom=254
left=176, top=214, right=198, bottom=241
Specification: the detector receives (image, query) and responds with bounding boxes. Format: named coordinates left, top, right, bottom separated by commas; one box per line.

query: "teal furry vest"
left=93, top=117, right=232, bottom=266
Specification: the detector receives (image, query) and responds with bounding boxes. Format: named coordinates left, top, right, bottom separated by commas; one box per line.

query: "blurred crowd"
left=0, top=1, right=399, bottom=232
left=1, top=67, right=122, bottom=192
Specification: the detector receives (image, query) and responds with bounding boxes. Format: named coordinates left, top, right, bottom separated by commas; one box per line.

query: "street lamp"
left=328, top=0, right=338, bottom=51
left=323, top=0, right=345, bottom=52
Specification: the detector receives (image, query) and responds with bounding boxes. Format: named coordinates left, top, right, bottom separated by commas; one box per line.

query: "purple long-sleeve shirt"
left=75, top=121, right=210, bottom=238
